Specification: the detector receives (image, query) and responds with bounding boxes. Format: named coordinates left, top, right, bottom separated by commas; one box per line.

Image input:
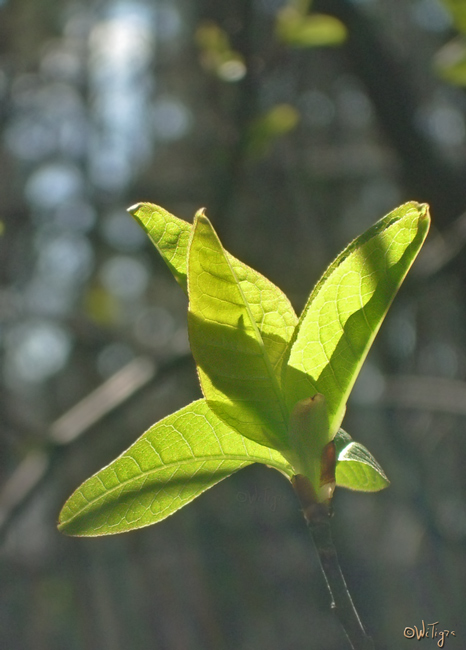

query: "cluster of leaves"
left=196, top=0, right=346, bottom=82
left=58, top=202, right=430, bottom=536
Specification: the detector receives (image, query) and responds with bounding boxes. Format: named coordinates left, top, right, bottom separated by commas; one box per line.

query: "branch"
left=292, top=475, right=375, bottom=650
left=0, top=353, right=190, bottom=542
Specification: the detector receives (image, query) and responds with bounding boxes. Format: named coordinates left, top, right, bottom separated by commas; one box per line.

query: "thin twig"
left=353, top=373, right=466, bottom=416
left=0, top=353, right=190, bottom=541
left=293, top=475, right=375, bottom=650
left=50, top=356, right=157, bottom=445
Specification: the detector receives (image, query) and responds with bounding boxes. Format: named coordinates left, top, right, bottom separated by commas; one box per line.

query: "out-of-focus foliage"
left=441, top=0, right=466, bottom=33
left=276, top=6, right=347, bottom=48
left=435, top=1, right=466, bottom=85
left=435, top=37, right=466, bottom=86
left=248, top=104, right=300, bottom=157
left=196, top=21, right=246, bottom=82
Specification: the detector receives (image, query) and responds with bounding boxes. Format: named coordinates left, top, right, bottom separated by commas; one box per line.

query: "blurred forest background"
left=2, top=0, right=466, bottom=649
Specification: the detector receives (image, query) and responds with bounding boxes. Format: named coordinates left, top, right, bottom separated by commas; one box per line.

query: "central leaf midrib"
left=285, top=214, right=409, bottom=370
left=220, top=244, right=290, bottom=428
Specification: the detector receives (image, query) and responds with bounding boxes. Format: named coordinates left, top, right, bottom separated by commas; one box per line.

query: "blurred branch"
left=0, top=451, right=49, bottom=531
left=0, top=353, right=190, bottom=542
left=353, top=373, right=466, bottom=415
left=415, top=210, right=466, bottom=277
left=379, top=374, right=466, bottom=416
left=50, top=356, right=157, bottom=445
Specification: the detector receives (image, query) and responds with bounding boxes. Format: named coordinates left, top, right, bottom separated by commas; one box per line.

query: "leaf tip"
left=416, top=203, right=431, bottom=239
left=127, top=202, right=144, bottom=216
left=194, top=207, right=208, bottom=220
left=56, top=522, right=69, bottom=536
left=56, top=517, right=72, bottom=536
left=193, top=209, right=213, bottom=232
left=419, top=202, right=431, bottom=222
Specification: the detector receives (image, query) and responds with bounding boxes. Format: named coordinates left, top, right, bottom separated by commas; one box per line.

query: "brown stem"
left=292, top=475, right=375, bottom=650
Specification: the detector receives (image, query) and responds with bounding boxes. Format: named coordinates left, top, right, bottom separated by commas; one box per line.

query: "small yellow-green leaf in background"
left=434, top=37, right=466, bottom=86
left=187, top=213, right=290, bottom=451
left=441, top=0, right=466, bottom=34
left=84, top=285, right=119, bottom=325
left=334, top=429, right=389, bottom=492
left=254, top=104, right=300, bottom=136
left=247, top=104, right=300, bottom=157
left=195, top=21, right=246, bottom=82
left=58, top=399, right=293, bottom=536
left=276, top=8, right=347, bottom=48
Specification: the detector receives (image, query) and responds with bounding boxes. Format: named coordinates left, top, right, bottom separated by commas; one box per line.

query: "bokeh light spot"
left=100, top=256, right=149, bottom=299
left=5, top=321, right=72, bottom=384
left=25, top=163, right=84, bottom=210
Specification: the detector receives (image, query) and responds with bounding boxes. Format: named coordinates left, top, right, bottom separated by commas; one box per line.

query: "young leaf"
left=287, top=394, right=333, bottom=498
left=129, top=203, right=297, bottom=375
left=334, top=429, right=389, bottom=492
left=59, top=201, right=429, bottom=538
left=283, top=201, right=430, bottom=437
left=129, top=203, right=192, bottom=292
left=58, top=399, right=293, bottom=536
left=187, top=213, right=290, bottom=451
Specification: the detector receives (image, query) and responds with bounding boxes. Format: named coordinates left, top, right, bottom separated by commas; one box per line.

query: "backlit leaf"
left=128, top=203, right=191, bottom=292
left=187, top=214, right=290, bottom=450
left=129, top=203, right=297, bottom=376
left=283, top=202, right=430, bottom=437
left=334, top=429, right=389, bottom=492
left=58, top=399, right=293, bottom=536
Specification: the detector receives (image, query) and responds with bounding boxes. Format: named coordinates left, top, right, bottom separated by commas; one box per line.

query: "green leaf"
left=334, top=429, right=390, bottom=492
left=187, top=213, right=291, bottom=451
left=287, top=394, right=328, bottom=485
left=283, top=202, right=430, bottom=437
left=276, top=9, right=347, bottom=48
left=128, top=203, right=192, bottom=292
left=128, top=203, right=297, bottom=376
left=58, top=399, right=293, bottom=536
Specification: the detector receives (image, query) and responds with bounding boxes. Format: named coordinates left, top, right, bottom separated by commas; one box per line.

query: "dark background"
left=1, top=1, right=466, bottom=649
